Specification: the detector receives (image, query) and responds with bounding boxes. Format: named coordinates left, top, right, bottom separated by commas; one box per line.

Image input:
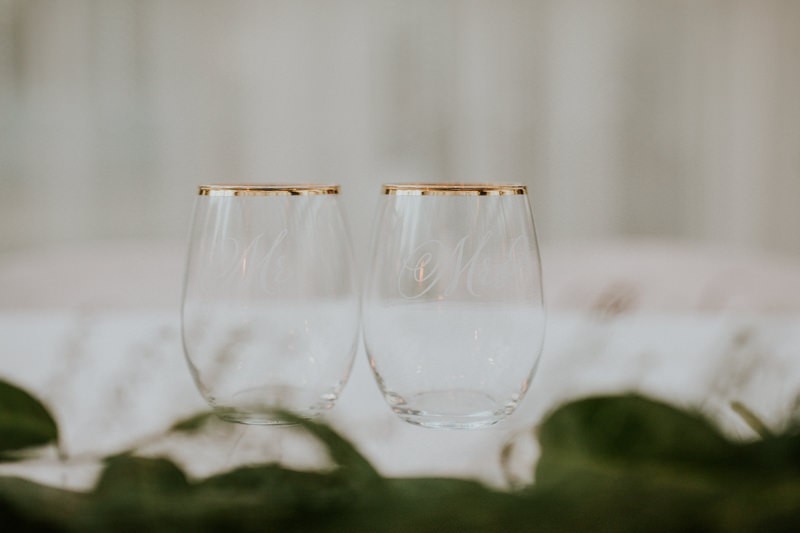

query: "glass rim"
left=198, top=184, right=340, bottom=196
left=382, top=183, right=527, bottom=196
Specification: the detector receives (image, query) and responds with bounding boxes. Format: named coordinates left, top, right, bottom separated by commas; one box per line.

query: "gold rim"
left=198, top=184, right=339, bottom=196
left=383, top=183, right=526, bottom=196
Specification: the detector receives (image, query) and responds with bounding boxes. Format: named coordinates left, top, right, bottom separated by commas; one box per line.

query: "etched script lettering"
left=397, top=232, right=530, bottom=299
left=213, top=229, right=290, bottom=292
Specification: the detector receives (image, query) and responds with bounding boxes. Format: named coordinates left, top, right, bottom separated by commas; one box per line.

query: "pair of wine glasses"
left=181, top=183, right=545, bottom=430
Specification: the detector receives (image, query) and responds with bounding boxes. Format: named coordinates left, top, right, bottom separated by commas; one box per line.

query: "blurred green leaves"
left=0, top=380, right=798, bottom=531
left=0, top=379, right=58, bottom=460
left=533, top=395, right=800, bottom=531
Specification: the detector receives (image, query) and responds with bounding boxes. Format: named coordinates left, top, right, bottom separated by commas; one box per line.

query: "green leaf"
left=376, top=478, right=519, bottom=528
left=192, top=465, right=363, bottom=530
left=95, top=455, right=189, bottom=495
left=536, top=395, right=738, bottom=483
left=82, top=414, right=382, bottom=531
left=0, top=379, right=58, bottom=458
left=532, top=395, right=800, bottom=531
left=168, top=412, right=214, bottom=434
left=88, top=455, right=191, bottom=530
left=274, top=410, right=381, bottom=484
left=0, top=476, right=86, bottom=531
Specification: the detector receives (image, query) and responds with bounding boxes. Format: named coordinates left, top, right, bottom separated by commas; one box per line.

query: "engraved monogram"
left=213, top=229, right=291, bottom=292
left=397, top=232, right=530, bottom=299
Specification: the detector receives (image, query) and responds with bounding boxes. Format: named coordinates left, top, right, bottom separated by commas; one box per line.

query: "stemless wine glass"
left=363, top=183, right=545, bottom=429
left=181, top=184, right=360, bottom=424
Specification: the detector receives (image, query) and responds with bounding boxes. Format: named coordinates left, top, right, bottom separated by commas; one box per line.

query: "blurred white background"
left=1, top=0, right=799, bottom=258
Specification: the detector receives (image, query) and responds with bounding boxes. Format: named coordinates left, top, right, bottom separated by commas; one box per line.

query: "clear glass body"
left=181, top=185, right=359, bottom=425
left=363, top=183, right=545, bottom=429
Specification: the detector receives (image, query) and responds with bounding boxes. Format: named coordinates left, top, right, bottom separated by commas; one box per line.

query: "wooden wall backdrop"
left=1, top=0, right=799, bottom=259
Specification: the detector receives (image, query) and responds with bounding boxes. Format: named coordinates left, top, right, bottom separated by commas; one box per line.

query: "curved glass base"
left=212, top=408, right=320, bottom=426
left=388, top=390, right=511, bottom=430
left=206, top=384, right=339, bottom=426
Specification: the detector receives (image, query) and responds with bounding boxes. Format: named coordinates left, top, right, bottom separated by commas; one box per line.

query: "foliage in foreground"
left=0, top=379, right=799, bottom=531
